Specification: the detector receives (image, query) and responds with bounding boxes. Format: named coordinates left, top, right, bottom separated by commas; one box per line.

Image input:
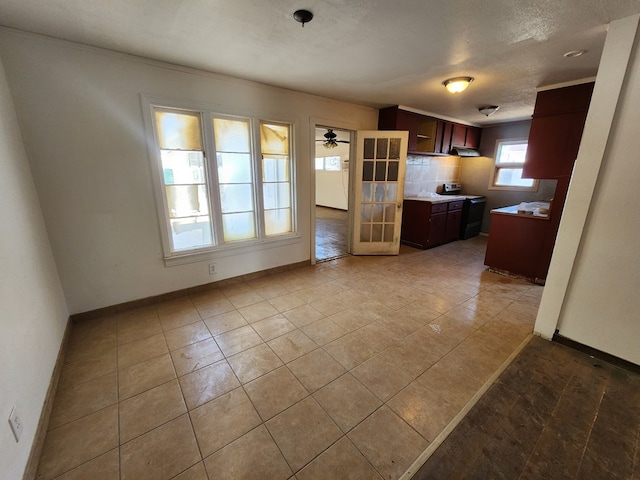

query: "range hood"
left=450, top=146, right=481, bottom=157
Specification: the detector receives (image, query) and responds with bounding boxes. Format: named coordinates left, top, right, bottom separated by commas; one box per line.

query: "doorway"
left=314, top=126, right=351, bottom=261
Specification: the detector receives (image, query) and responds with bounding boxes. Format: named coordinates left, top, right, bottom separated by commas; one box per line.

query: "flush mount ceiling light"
left=443, top=76, right=474, bottom=93
left=563, top=49, right=587, bottom=58
left=293, top=9, right=313, bottom=27
left=479, top=105, right=500, bottom=116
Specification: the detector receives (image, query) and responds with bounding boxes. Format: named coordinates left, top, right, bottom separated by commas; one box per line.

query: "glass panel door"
left=351, top=130, right=408, bottom=255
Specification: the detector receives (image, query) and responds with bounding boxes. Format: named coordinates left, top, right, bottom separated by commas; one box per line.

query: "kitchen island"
left=484, top=202, right=553, bottom=283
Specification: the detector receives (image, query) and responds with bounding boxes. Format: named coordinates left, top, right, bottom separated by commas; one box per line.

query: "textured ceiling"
left=1, top=0, right=639, bottom=125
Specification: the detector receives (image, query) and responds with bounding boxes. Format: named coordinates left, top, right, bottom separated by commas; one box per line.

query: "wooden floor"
left=315, top=206, right=347, bottom=261
left=413, top=336, right=640, bottom=480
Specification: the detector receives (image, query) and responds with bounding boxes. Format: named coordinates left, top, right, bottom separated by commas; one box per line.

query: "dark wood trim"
left=553, top=333, right=640, bottom=375
left=22, top=317, right=72, bottom=480
left=71, top=260, right=311, bottom=323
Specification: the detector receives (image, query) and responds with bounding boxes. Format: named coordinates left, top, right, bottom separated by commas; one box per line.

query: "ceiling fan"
left=316, top=129, right=350, bottom=149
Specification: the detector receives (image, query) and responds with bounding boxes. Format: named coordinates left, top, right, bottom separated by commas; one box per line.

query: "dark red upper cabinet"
left=522, top=82, right=594, bottom=179
left=379, top=106, right=481, bottom=156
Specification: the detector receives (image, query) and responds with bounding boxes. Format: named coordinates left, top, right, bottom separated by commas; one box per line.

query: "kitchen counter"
left=404, top=194, right=482, bottom=203
left=491, top=202, right=550, bottom=220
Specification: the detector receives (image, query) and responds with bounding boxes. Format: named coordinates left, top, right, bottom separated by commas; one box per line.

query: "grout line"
left=398, top=333, right=535, bottom=480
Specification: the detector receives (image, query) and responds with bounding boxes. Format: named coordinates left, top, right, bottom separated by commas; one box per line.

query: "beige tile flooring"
left=36, top=236, right=541, bottom=480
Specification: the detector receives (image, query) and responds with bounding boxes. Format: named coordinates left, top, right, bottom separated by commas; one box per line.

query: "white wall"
left=535, top=15, right=640, bottom=365
left=0, top=55, right=69, bottom=479
left=315, top=142, right=349, bottom=210
left=0, top=29, right=377, bottom=314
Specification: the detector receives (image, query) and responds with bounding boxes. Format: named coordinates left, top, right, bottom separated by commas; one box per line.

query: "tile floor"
left=315, top=206, right=348, bottom=261
left=414, top=336, right=640, bottom=480
left=36, top=235, right=542, bottom=480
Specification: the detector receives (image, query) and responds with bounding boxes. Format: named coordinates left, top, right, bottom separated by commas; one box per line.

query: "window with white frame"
left=150, top=105, right=295, bottom=259
left=489, top=140, right=538, bottom=190
left=315, top=156, right=341, bottom=171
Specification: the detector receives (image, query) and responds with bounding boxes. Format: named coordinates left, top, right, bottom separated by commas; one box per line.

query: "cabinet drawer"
left=431, top=202, right=448, bottom=214
left=447, top=200, right=464, bottom=211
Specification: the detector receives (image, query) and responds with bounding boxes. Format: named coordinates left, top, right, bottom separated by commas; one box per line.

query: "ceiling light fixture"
left=443, top=76, right=474, bottom=93
left=293, top=9, right=313, bottom=27
left=478, top=105, right=500, bottom=116
left=563, top=50, right=586, bottom=58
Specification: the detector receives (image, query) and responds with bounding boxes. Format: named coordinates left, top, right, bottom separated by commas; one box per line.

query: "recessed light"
left=563, top=50, right=587, bottom=58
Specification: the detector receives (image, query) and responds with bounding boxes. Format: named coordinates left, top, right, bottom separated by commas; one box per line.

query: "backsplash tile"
left=404, top=155, right=460, bottom=197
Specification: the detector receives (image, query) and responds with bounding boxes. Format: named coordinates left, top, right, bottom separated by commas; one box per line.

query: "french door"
left=351, top=130, right=408, bottom=255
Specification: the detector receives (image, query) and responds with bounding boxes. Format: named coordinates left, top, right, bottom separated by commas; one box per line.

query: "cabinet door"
left=444, top=208, right=462, bottom=243
left=395, top=110, right=419, bottom=153
left=451, top=124, right=467, bottom=147
left=427, top=212, right=446, bottom=247
left=522, top=111, right=588, bottom=178
left=400, top=200, right=430, bottom=247
left=465, top=127, right=481, bottom=149
left=434, top=120, right=453, bottom=154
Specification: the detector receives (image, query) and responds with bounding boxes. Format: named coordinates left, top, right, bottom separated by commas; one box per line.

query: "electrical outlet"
left=208, top=263, right=216, bottom=275
left=8, top=407, right=23, bottom=442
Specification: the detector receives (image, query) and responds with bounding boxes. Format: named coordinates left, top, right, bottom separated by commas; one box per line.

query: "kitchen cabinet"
left=378, top=106, right=481, bottom=155
left=522, top=82, right=594, bottom=179
left=444, top=200, right=463, bottom=243
left=484, top=212, right=550, bottom=282
left=402, top=199, right=464, bottom=249
left=378, top=106, right=437, bottom=154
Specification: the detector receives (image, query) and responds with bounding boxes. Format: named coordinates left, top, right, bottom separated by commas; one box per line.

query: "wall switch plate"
left=208, top=263, right=216, bottom=275
left=8, top=407, right=23, bottom=442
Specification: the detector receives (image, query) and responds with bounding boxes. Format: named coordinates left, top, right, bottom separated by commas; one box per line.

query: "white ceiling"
left=1, top=0, right=639, bottom=125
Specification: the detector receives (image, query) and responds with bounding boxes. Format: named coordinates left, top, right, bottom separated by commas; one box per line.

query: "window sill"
left=163, top=234, right=302, bottom=267
left=488, top=183, right=539, bottom=192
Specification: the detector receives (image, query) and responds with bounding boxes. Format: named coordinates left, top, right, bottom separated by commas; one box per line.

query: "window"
left=149, top=105, right=295, bottom=260
left=489, top=140, right=538, bottom=191
left=315, top=156, right=341, bottom=171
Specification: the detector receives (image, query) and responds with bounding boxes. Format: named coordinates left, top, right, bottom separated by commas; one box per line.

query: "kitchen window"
left=147, top=102, right=296, bottom=263
left=489, top=140, right=538, bottom=191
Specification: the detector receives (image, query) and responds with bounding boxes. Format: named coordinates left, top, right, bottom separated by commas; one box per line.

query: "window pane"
left=497, top=142, right=528, bottom=164
left=222, top=212, right=255, bottom=241
left=386, top=183, right=398, bottom=202
left=213, top=118, right=250, bottom=153
left=325, top=156, right=341, bottom=171
left=265, top=208, right=291, bottom=236
left=376, top=138, right=388, bottom=159
left=260, top=123, right=289, bottom=155
left=315, top=158, right=324, bottom=170
left=361, top=204, right=372, bottom=222
left=219, top=184, right=254, bottom=213
left=170, top=217, right=212, bottom=250
left=495, top=168, right=535, bottom=187
left=360, top=224, right=371, bottom=242
left=362, top=183, right=372, bottom=203
left=217, top=153, right=252, bottom=183
left=161, top=151, right=205, bottom=184
left=155, top=111, right=202, bottom=150
left=263, top=156, right=289, bottom=182
left=263, top=183, right=291, bottom=210
left=363, top=138, right=375, bottom=159
left=166, top=185, right=209, bottom=218
left=363, top=161, right=374, bottom=181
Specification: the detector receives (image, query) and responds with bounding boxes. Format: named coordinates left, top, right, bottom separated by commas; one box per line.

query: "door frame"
left=309, top=117, right=358, bottom=265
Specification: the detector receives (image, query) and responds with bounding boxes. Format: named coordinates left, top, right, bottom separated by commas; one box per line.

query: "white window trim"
left=141, top=94, right=300, bottom=266
left=488, top=138, right=539, bottom=192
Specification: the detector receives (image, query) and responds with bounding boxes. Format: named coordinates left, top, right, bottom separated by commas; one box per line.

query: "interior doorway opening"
left=314, top=126, right=351, bottom=261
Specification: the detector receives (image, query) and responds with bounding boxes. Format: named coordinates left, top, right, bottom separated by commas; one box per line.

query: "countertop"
left=404, top=194, right=483, bottom=203
left=491, top=202, right=551, bottom=220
